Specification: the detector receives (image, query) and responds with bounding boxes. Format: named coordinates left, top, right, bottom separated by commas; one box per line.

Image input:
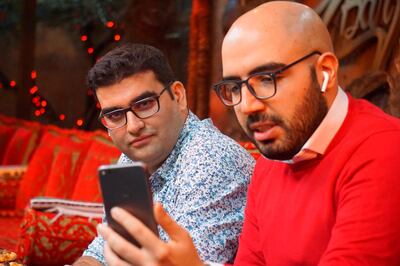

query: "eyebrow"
left=101, top=90, right=157, bottom=114
left=222, top=62, right=287, bottom=81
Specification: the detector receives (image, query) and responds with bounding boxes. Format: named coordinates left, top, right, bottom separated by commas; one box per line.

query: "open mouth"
left=249, top=121, right=278, bottom=142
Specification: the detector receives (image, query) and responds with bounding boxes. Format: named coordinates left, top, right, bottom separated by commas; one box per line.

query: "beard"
left=245, top=67, right=329, bottom=160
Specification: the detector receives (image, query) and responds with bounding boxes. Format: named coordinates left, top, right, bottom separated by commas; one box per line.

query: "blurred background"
left=1, top=0, right=399, bottom=140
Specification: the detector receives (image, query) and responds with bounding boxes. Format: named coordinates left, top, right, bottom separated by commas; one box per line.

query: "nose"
left=125, top=111, right=145, bottom=134
left=238, top=84, right=266, bottom=115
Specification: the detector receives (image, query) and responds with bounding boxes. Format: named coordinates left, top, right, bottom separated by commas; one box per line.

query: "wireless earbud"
left=321, top=71, right=329, bottom=93
left=108, top=131, right=111, bottom=136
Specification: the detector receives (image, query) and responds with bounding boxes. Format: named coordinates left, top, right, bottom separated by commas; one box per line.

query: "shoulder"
left=177, top=119, right=254, bottom=182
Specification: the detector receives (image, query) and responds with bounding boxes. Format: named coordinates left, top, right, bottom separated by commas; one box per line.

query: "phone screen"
left=98, top=163, right=158, bottom=247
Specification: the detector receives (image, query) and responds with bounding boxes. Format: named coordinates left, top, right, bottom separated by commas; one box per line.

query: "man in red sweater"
left=97, top=1, right=400, bottom=265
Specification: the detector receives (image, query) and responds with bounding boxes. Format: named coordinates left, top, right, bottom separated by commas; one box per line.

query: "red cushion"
left=0, top=166, right=26, bottom=210
left=44, top=134, right=92, bottom=199
left=0, top=114, right=18, bottom=124
left=17, top=208, right=101, bottom=266
left=0, top=124, right=17, bottom=162
left=0, top=216, right=22, bottom=252
left=16, top=127, right=91, bottom=210
left=2, top=124, right=41, bottom=165
left=71, top=131, right=120, bottom=202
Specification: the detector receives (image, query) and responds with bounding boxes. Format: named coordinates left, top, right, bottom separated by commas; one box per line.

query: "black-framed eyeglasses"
left=213, top=51, right=321, bottom=106
left=99, top=82, right=174, bottom=130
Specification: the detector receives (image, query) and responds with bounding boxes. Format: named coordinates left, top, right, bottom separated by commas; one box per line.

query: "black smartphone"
left=98, top=163, right=158, bottom=247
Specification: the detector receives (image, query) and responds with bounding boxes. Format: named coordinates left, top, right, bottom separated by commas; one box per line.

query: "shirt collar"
left=283, top=87, right=349, bottom=164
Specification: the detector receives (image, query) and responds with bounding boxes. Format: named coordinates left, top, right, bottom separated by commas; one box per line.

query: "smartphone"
left=98, top=163, right=158, bottom=247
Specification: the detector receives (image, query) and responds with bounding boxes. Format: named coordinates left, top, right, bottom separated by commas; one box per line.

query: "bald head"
left=222, top=1, right=333, bottom=70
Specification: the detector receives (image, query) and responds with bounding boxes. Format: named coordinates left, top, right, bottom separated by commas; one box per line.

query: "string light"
left=30, top=86, right=38, bottom=94
left=2, top=17, right=123, bottom=127
left=31, top=70, right=37, bottom=79
left=106, top=21, right=114, bottom=28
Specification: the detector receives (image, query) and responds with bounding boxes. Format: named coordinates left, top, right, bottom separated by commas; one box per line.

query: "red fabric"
left=71, top=131, right=120, bottom=202
left=17, top=208, right=101, bottom=266
left=0, top=124, right=16, bottom=162
left=0, top=114, right=18, bottom=124
left=0, top=170, right=24, bottom=210
left=16, top=127, right=90, bottom=210
left=2, top=125, right=41, bottom=165
left=44, top=133, right=91, bottom=199
left=0, top=217, right=22, bottom=251
left=234, top=96, right=400, bottom=266
left=15, top=145, right=55, bottom=210
left=239, top=141, right=261, bottom=160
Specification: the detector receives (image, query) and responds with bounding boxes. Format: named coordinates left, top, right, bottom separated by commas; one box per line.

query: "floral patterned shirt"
left=83, top=111, right=254, bottom=264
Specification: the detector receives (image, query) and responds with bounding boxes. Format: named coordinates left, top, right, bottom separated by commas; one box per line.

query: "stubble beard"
left=246, top=67, right=329, bottom=161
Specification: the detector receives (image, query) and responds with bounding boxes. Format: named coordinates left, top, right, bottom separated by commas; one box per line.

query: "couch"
left=0, top=114, right=260, bottom=266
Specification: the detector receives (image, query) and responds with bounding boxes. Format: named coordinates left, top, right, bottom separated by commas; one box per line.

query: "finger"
left=104, top=242, right=132, bottom=266
left=97, top=223, right=144, bottom=264
left=111, top=207, right=167, bottom=257
left=154, top=202, right=190, bottom=241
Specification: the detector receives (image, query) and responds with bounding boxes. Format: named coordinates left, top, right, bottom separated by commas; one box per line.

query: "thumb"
left=154, top=202, right=189, bottom=241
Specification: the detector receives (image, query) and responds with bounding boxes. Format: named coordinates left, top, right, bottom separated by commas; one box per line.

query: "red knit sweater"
left=234, top=96, right=400, bottom=265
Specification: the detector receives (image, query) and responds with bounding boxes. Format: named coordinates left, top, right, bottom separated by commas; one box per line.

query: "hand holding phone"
left=98, top=163, right=159, bottom=247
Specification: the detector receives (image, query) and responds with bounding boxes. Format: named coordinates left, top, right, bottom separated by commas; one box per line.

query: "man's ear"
left=170, top=81, right=188, bottom=112
left=316, top=52, right=339, bottom=93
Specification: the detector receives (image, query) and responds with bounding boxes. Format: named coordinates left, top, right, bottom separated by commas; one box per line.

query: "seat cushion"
left=71, top=131, right=120, bottom=203
left=17, top=207, right=101, bottom=266
left=16, top=127, right=91, bottom=210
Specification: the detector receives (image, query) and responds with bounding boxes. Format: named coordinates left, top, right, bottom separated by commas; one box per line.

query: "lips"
left=129, top=134, right=153, bottom=147
left=249, top=121, right=278, bottom=142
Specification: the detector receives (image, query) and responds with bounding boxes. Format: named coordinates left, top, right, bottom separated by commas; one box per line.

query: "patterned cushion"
left=16, top=127, right=91, bottom=210
left=17, top=208, right=100, bottom=266
left=0, top=124, right=17, bottom=162
left=0, top=166, right=27, bottom=210
left=71, top=131, right=120, bottom=202
left=2, top=123, right=41, bottom=165
left=44, top=134, right=92, bottom=199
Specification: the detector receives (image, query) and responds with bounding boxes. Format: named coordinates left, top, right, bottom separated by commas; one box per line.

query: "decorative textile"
left=84, top=112, right=255, bottom=264
left=0, top=165, right=27, bottom=210
left=2, top=124, right=41, bottom=165
left=17, top=208, right=101, bottom=266
left=16, top=127, right=90, bottom=210
left=71, top=131, right=120, bottom=203
left=0, top=217, right=22, bottom=252
left=234, top=95, right=400, bottom=265
left=44, top=133, right=91, bottom=199
left=0, top=124, right=16, bottom=162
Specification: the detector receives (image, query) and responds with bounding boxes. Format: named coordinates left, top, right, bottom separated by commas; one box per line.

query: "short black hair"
left=87, top=43, right=176, bottom=92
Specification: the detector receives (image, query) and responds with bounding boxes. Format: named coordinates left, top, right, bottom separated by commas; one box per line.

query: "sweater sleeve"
left=319, top=130, right=400, bottom=265
left=233, top=164, right=265, bottom=266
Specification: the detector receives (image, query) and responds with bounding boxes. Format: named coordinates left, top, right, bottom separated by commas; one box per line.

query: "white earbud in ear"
left=321, top=71, right=329, bottom=93
left=108, top=130, right=111, bottom=136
